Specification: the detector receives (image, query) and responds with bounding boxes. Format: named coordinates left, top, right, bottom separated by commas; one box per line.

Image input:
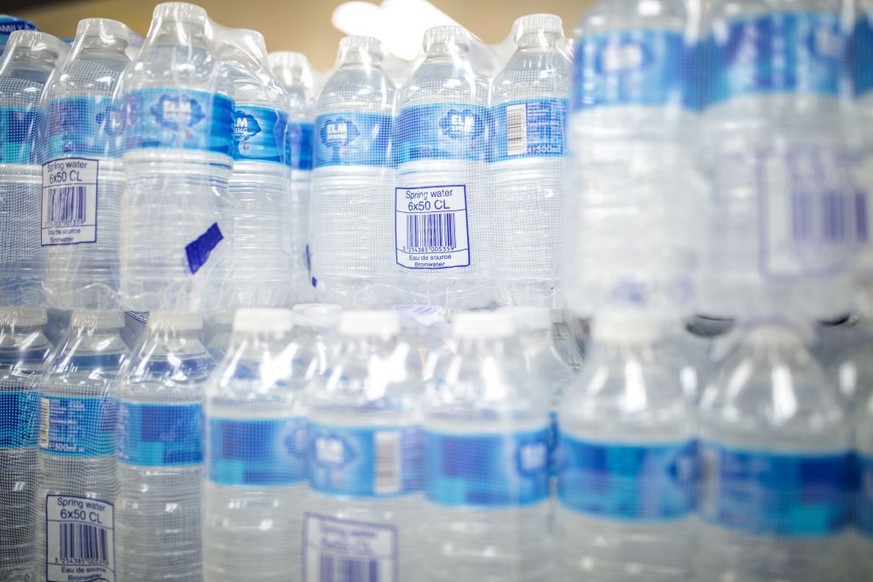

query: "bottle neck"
left=425, top=41, right=470, bottom=61
left=77, top=35, right=129, bottom=56
left=516, top=31, right=561, bottom=51
left=3, top=46, right=58, bottom=74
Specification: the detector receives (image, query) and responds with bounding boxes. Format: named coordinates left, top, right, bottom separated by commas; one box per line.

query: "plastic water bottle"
left=287, top=302, right=341, bottom=388
left=0, top=308, right=51, bottom=582
left=0, top=16, right=38, bottom=57
left=115, top=312, right=213, bottom=581
left=422, top=311, right=552, bottom=582
left=490, top=15, right=570, bottom=308
left=699, top=0, right=861, bottom=320
left=203, top=308, right=305, bottom=582
left=394, top=26, right=493, bottom=309
left=268, top=51, right=316, bottom=303
left=305, top=310, right=423, bottom=581
left=555, top=316, right=696, bottom=581
left=551, top=310, right=586, bottom=371
left=204, top=310, right=234, bottom=362
left=660, top=318, right=715, bottom=403
left=696, top=320, right=851, bottom=582
left=565, top=0, right=703, bottom=318
left=0, top=31, right=64, bottom=307
left=36, top=310, right=128, bottom=582
left=393, top=304, right=450, bottom=383
left=41, top=18, right=131, bottom=311
left=309, top=36, right=397, bottom=307
left=813, top=316, right=873, bottom=417
left=119, top=2, right=233, bottom=313
left=854, top=386, right=873, bottom=580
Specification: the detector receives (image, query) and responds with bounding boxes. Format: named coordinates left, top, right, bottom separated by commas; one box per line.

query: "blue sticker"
left=573, top=30, right=687, bottom=111
left=393, top=104, right=490, bottom=165
left=852, top=13, right=873, bottom=97
left=700, top=442, right=850, bottom=536
left=425, top=427, right=550, bottom=508
left=708, top=12, right=846, bottom=105
left=287, top=121, right=313, bottom=170
left=309, top=424, right=423, bottom=498
left=185, top=222, right=224, bottom=275
left=857, top=454, right=873, bottom=537
left=117, top=402, right=202, bottom=466
left=490, top=99, right=566, bottom=162
left=124, top=88, right=233, bottom=155
left=47, top=96, right=123, bottom=158
left=39, top=396, right=118, bottom=457
left=313, top=112, right=392, bottom=168
left=0, top=108, right=41, bottom=164
left=208, top=417, right=307, bottom=486
left=0, top=391, right=38, bottom=448
left=558, top=438, right=697, bottom=521
left=232, top=105, right=287, bottom=164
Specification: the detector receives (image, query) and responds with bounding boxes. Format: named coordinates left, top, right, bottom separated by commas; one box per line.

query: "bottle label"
left=39, top=396, right=117, bottom=457
left=490, top=99, right=567, bottom=162
left=123, top=88, right=233, bottom=155
left=393, top=103, right=490, bottom=164
left=208, top=417, right=307, bottom=486
left=313, top=112, right=392, bottom=168
left=853, top=13, right=873, bottom=97
left=303, top=513, right=397, bottom=582
left=699, top=442, right=850, bottom=536
left=309, top=423, right=423, bottom=498
left=709, top=12, right=845, bottom=105
left=287, top=120, right=314, bottom=170
left=0, top=390, right=39, bottom=447
left=557, top=437, right=697, bottom=521
left=40, top=158, right=99, bottom=246
left=572, top=30, right=687, bottom=111
left=857, top=454, right=873, bottom=537
left=117, top=402, right=202, bottom=467
left=47, top=96, right=123, bottom=158
left=45, top=494, right=115, bottom=582
left=394, top=185, right=471, bottom=270
left=231, top=105, right=287, bottom=164
left=425, top=427, right=550, bottom=507
left=0, top=107, right=41, bottom=164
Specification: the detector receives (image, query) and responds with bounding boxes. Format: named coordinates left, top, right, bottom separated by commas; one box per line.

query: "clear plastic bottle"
left=490, top=15, right=571, bottom=308
left=696, top=320, right=852, bottom=582
left=0, top=308, right=52, bottom=582
left=268, top=51, right=316, bottom=304
left=0, top=16, right=38, bottom=57
left=309, top=36, right=397, bottom=307
left=555, top=316, right=696, bottom=581
left=421, top=311, right=552, bottom=582
left=565, top=0, right=704, bottom=318
left=394, top=26, right=493, bottom=309
left=699, top=0, right=861, bottom=319
left=0, top=31, right=64, bottom=307
left=203, top=308, right=305, bottom=582
left=287, top=302, right=341, bottom=388
left=36, top=310, right=128, bottom=582
left=119, top=2, right=234, bottom=313
left=813, top=315, right=873, bottom=417
left=41, top=19, right=131, bottom=311
left=305, top=310, right=423, bottom=581
left=115, top=311, right=213, bottom=582
left=853, top=387, right=873, bottom=580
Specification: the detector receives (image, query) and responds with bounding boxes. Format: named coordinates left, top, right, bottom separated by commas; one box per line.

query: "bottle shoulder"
left=492, top=51, right=571, bottom=104
left=399, top=61, right=489, bottom=107
left=317, top=68, right=395, bottom=113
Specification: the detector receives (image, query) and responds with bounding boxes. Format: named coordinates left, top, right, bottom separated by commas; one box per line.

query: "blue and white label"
left=573, top=30, right=686, bottom=110
left=395, top=185, right=470, bottom=270
left=309, top=424, right=422, bottom=498
left=124, top=89, right=233, bottom=155
left=0, top=391, right=38, bottom=448
left=857, top=454, right=873, bottom=537
left=700, top=442, right=850, bottom=536
left=231, top=105, right=287, bottom=163
left=558, top=438, right=697, bottom=521
left=287, top=121, right=313, bottom=170
left=39, top=396, right=117, bottom=457
left=41, top=158, right=99, bottom=246
left=709, top=12, right=847, bottom=105
left=314, top=112, right=392, bottom=168
left=208, top=417, right=307, bottom=486
left=491, top=99, right=566, bottom=162
left=393, top=104, right=489, bottom=164
left=853, top=14, right=873, bottom=97
left=0, top=107, right=41, bottom=164
left=117, top=402, right=202, bottom=466
left=303, top=514, right=397, bottom=582
left=45, top=495, right=115, bottom=582
left=425, top=427, right=550, bottom=507
left=47, top=97, right=122, bottom=158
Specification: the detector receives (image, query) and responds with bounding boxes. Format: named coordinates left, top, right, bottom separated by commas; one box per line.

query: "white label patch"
left=303, top=513, right=397, bottom=582
left=395, top=185, right=470, bottom=270
left=41, top=158, right=99, bottom=246
left=45, top=495, right=115, bottom=582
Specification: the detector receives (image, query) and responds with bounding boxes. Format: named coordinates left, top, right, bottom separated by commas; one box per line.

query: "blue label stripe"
left=117, top=402, right=202, bottom=466
left=287, top=121, right=313, bottom=170
left=313, top=112, right=392, bottom=168
left=0, top=107, right=42, bottom=164
left=393, top=103, right=490, bottom=165
left=40, top=396, right=118, bottom=457
left=852, top=13, right=873, bottom=97
left=208, top=417, right=307, bottom=486
left=48, top=96, right=123, bottom=158
left=490, top=99, right=567, bottom=162
left=857, top=453, right=873, bottom=537
left=231, top=105, right=287, bottom=164
left=0, top=391, right=39, bottom=448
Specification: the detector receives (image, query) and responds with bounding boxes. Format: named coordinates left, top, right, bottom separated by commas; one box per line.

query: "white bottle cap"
left=512, top=14, right=564, bottom=43
left=75, top=18, right=130, bottom=45
left=0, top=308, right=48, bottom=327
left=70, top=310, right=124, bottom=330
left=233, top=308, right=294, bottom=334
left=423, top=25, right=471, bottom=51
left=152, top=2, right=208, bottom=24
left=292, top=303, right=342, bottom=328
left=339, top=310, right=400, bottom=338
left=452, top=311, right=513, bottom=339
left=7, top=30, right=63, bottom=57
left=146, top=311, right=203, bottom=332
left=591, top=316, right=663, bottom=344
left=499, top=306, right=551, bottom=331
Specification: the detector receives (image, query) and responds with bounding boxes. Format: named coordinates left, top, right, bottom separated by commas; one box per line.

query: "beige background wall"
left=13, top=0, right=593, bottom=69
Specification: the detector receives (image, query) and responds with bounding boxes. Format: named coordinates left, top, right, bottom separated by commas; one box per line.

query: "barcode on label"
left=506, top=103, right=527, bottom=156
left=45, top=186, right=87, bottom=226
left=375, top=432, right=400, bottom=495
left=319, top=555, right=379, bottom=582
left=790, top=191, right=860, bottom=244
left=406, top=213, right=456, bottom=251
left=39, top=397, right=50, bottom=449
left=58, top=523, right=110, bottom=564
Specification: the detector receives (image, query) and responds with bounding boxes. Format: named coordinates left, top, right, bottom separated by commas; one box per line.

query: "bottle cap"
left=424, top=25, right=471, bottom=52
left=6, top=30, right=63, bottom=57
left=452, top=311, right=513, bottom=339
left=268, top=51, right=313, bottom=88
left=336, top=35, right=383, bottom=66
left=339, top=310, right=400, bottom=338
left=512, top=14, right=563, bottom=43
left=591, top=316, right=663, bottom=344
left=75, top=18, right=130, bottom=45
left=0, top=308, right=48, bottom=327
left=70, top=310, right=124, bottom=329
left=233, top=308, right=294, bottom=334
left=152, top=2, right=208, bottom=23
left=146, top=311, right=203, bottom=331
left=217, top=27, right=267, bottom=62
left=292, top=303, right=342, bottom=328
left=499, top=306, right=551, bottom=331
